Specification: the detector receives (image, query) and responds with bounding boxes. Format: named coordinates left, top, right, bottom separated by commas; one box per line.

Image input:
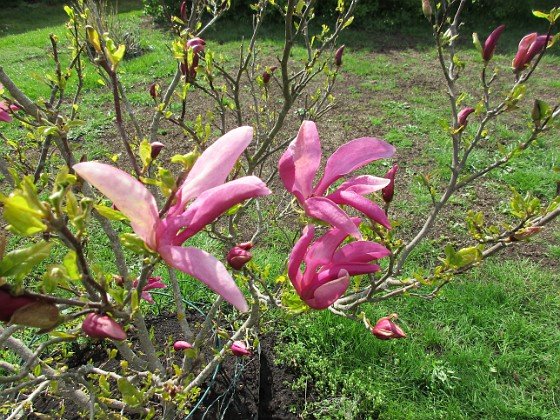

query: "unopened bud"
left=422, top=0, right=432, bottom=19
left=227, top=242, right=253, bottom=270
left=371, top=313, right=407, bottom=340
left=150, top=141, right=165, bottom=159
left=149, top=82, right=159, bottom=100
left=231, top=340, right=252, bottom=357
left=334, top=45, right=345, bottom=66
left=180, top=0, right=187, bottom=22
left=82, top=313, right=127, bottom=341
left=482, top=24, right=505, bottom=62
left=382, top=164, right=398, bottom=204
left=174, top=340, right=193, bottom=350
left=458, top=107, right=475, bottom=128
left=262, top=66, right=277, bottom=84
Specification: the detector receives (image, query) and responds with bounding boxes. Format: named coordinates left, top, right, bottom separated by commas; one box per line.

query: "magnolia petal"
left=334, top=175, right=390, bottom=195
left=305, top=197, right=362, bottom=240
left=314, top=137, right=395, bottom=196
left=305, top=270, right=350, bottom=309
left=332, top=241, right=391, bottom=264
left=0, top=109, right=12, bottom=123
left=305, top=219, right=360, bottom=267
left=73, top=162, right=159, bottom=249
left=329, top=190, right=391, bottom=229
left=160, top=246, right=248, bottom=312
left=513, top=32, right=537, bottom=70
left=173, top=126, right=254, bottom=212
left=317, top=262, right=381, bottom=282
left=288, top=224, right=315, bottom=293
left=173, top=176, right=271, bottom=245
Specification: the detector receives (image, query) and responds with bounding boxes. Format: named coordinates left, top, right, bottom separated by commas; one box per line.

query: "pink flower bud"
left=150, top=141, right=165, bottom=159
left=371, top=314, right=407, bottom=340
left=262, top=66, right=277, bottom=84
left=335, top=45, right=345, bottom=66
left=82, top=313, right=127, bottom=341
left=0, top=289, right=37, bottom=323
left=148, top=82, right=158, bottom=100
left=458, top=107, right=475, bottom=128
left=513, top=33, right=547, bottom=73
left=382, top=164, right=398, bottom=204
left=174, top=340, right=193, bottom=350
left=482, top=24, right=505, bottom=62
left=227, top=242, right=253, bottom=270
left=512, top=226, right=543, bottom=241
left=180, top=0, right=187, bottom=22
left=231, top=340, right=251, bottom=357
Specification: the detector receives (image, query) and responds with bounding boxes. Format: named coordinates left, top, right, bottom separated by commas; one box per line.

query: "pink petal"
left=172, top=176, right=271, bottom=245
left=513, top=32, right=537, bottom=70
left=305, top=270, right=350, bottom=309
left=160, top=246, right=248, bottom=312
left=334, top=175, right=390, bottom=195
left=304, top=197, right=362, bottom=240
left=279, top=121, right=322, bottom=203
left=317, top=262, right=381, bottom=281
left=73, top=162, right=159, bottom=249
left=328, top=190, right=391, bottom=229
left=314, top=137, right=395, bottom=196
left=288, top=224, right=315, bottom=293
left=0, top=109, right=11, bottom=123
left=331, top=241, right=390, bottom=264
left=141, top=291, right=155, bottom=304
left=524, top=35, right=548, bottom=65
left=305, top=220, right=360, bottom=267
left=171, top=126, right=254, bottom=214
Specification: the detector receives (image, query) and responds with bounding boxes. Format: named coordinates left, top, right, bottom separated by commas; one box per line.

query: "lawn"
left=1, top=1, right=559, bottom=418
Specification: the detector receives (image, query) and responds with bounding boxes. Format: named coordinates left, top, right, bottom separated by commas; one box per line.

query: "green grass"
left=277, top=259, right=560, bottom=419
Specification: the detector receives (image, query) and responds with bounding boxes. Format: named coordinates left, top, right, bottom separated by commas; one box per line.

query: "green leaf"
left=139, top=139, right=152, bottom=169
left=0, top=194, right=46, bottom=236
left=532, top=10, right=549, bottom=19
left=117, top=377, right=143, bottom=407
left=94, top=204, right=128, bottom=221
left=0, top=241, right=53, bottom=279
left=63, top=251, right=81, bottom=281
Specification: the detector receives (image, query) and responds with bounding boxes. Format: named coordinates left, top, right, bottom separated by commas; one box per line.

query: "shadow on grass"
left=0, top=0, right=143, bottom=38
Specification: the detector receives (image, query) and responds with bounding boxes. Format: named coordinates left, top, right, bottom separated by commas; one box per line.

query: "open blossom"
left=289, top=223, right=390, bottom=309
left=231, top=340, right=251, bottom=357
left=371, top=313, right=407, bottom=340
left=74, top=127, right=271, bottom=312
left=482, top=24, right=505, bottom=62
left=133, top=276, right=166, bottom=304
left=82, top=313, right=127, bottom=341
left=513, top=33, right=548, bottom=73
left=279, top=121, right=395, bottom=239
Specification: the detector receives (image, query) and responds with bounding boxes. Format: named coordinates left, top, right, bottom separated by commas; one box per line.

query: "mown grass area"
left=1, top=1, right=559, bottom=418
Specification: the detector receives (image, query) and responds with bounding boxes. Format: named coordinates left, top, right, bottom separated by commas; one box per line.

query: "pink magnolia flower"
left=132, top=276, right=166, bottom=304
left=371, top=313, right=407, bottom=340
left=181, top=37, right=206, bottom=80
left=82, top=313, right=127, bottom=341
left=262, top=66, right=277, bottom=84
left=0, top=100, right=19, bottom=123
left=382, top=164, right=398, bottom=204
left=513, top=33, right=548, bottom=73
left=458, top=107, right=475, bottom=128
left=482, top=24, right=505, bottom=62
left=74, top=126, right=271, bottom=312
left=289, top=223, right=390, bottom=309
left=231, top=340, right=251, bottom=357
left=279, top=121, right=395, bottom=239
left=173, top=340, right=193, bottom=350
left=227, top=242, right=253, bottom=270
left=334, top=45, right=345, bottom=66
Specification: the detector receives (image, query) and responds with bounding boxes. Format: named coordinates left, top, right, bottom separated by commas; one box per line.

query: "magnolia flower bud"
left=482, top=25, right=505, bottom=62
left=150, top=141, right=165, bottom=159
left=372, top=314, right=407, bottom=340
left=174, top=340, right=193, bottom=350
left=334, top=45, right=345, bottom=66
left=231, top=340, right=251, bottom=357
left=382, top=164, right=398, bottom=204
left=82, top=313, right=127, bottom=341
left=513, top=33, right=548, bottom=73
left=227, top=242, right=254, bottom=270
left=458, top=107, right=475, bottom=128
left=148, top=82, right=159, bottom=100
left=262, top=66, right=277, bottom=84
left=422, top=0, right=432, bottom=19
left=0, top=289, right=58, bottom=329
left=180, top=0, right=187, bottom=22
